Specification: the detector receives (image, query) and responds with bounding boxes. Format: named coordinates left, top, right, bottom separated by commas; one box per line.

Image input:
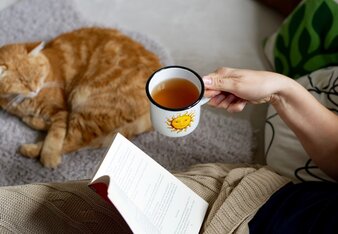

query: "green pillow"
left=264, top=0, right=338, bottom=78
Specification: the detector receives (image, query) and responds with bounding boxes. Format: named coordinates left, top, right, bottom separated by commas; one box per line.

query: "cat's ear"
left=26, top=41, right=45, bottom=57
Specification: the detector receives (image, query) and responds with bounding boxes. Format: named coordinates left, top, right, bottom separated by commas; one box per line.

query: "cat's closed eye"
left=0, top=65, right=7, bottom=76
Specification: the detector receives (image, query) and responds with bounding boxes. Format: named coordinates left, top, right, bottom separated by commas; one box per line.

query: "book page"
left=90, top=133, right=208, bottom=234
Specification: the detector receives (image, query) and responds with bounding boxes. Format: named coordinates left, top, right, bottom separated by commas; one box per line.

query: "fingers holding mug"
left=208, top=92, right=247, bottom=112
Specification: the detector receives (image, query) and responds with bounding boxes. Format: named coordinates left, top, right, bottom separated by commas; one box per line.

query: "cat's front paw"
left=40, top=153, right=61, bottom=168
left=22, top=116, right=49, bottom=130
left=19, top=142, right=43, bottom=158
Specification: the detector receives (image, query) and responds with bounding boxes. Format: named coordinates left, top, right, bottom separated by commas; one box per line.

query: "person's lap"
left=0, top=163, right=288, bottom=233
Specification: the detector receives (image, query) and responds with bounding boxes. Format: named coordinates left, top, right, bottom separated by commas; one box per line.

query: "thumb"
left=202, top=73, right=233, bottom=92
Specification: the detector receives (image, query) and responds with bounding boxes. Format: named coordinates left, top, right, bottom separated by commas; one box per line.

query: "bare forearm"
left=273, top=77, right=338, bottom=181
left=203, top=68, right=338, bottom=180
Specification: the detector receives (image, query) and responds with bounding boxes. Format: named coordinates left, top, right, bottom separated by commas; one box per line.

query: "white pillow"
left=265, top=66, right=338, bottom=182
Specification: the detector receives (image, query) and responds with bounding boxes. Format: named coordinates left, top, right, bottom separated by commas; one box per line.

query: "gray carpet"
left=0, top=0, right=256, bottom=186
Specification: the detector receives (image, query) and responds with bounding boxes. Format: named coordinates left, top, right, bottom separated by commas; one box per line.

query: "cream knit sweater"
left=0, top=164, right=289, bottom=233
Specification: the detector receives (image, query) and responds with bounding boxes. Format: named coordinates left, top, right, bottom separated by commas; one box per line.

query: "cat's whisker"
left=1, top=93, right=35, bottom=119
left=1, top=81, right=64, bottom=112
left=26, top=81, right=64, bottom=99
left=42, top=81, right=64, bottom=89
left=4, top=94, right=25, bottom=111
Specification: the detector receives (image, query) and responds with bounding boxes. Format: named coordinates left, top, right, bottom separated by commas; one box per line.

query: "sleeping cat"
left=0, top=27, right=162, bottom=168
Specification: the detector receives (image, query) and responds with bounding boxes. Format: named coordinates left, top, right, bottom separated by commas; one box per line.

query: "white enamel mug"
left=146, top=65, right=209, bottom=137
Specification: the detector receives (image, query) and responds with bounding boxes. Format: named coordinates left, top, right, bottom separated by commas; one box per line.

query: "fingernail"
left=203, top=76, right=212, bottom=85
left=238, top=101, right=247, bottom=110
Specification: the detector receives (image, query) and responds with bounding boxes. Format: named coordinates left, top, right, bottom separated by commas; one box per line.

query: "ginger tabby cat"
left=0, top=27, right=162, bottom=168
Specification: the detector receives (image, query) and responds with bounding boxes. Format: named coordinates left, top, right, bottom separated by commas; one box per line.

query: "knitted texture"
left=0, top=165, right=289, bottom=233
left=174, top=164, right=290, bottom=234
left=0, top=181, right=132, bottom=233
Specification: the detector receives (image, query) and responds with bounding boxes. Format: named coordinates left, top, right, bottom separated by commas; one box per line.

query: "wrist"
left=269, top=74, right=297, bottom=108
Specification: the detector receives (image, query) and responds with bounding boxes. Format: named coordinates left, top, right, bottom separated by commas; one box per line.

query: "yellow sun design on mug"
left=166, top=111, right=195, bottom=133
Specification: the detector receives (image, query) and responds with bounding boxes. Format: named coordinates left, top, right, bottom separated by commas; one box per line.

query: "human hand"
left=202, top=67, right=288, bottom=112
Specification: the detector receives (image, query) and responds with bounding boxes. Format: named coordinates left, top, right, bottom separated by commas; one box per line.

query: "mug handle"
left=199, top=97, right=210, bottom=106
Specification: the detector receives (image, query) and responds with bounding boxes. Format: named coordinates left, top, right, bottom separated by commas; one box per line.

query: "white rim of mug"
left=146, top=65, right=205, bottom=111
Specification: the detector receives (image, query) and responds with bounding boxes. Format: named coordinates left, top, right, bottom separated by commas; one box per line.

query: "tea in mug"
left=151, top=78, right=200, bottom=109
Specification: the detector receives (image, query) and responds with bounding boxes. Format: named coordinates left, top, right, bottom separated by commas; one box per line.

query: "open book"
left=89, top=133, right=208, bottom=234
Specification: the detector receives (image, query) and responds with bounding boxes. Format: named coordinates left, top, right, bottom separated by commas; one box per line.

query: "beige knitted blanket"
left=0, top=164, right=289, bottom=233
left=177, top=164, right=290, bottom=233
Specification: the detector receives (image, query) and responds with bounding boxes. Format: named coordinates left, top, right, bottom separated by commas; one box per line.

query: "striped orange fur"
left=0, top=27, right=162, bottom=168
